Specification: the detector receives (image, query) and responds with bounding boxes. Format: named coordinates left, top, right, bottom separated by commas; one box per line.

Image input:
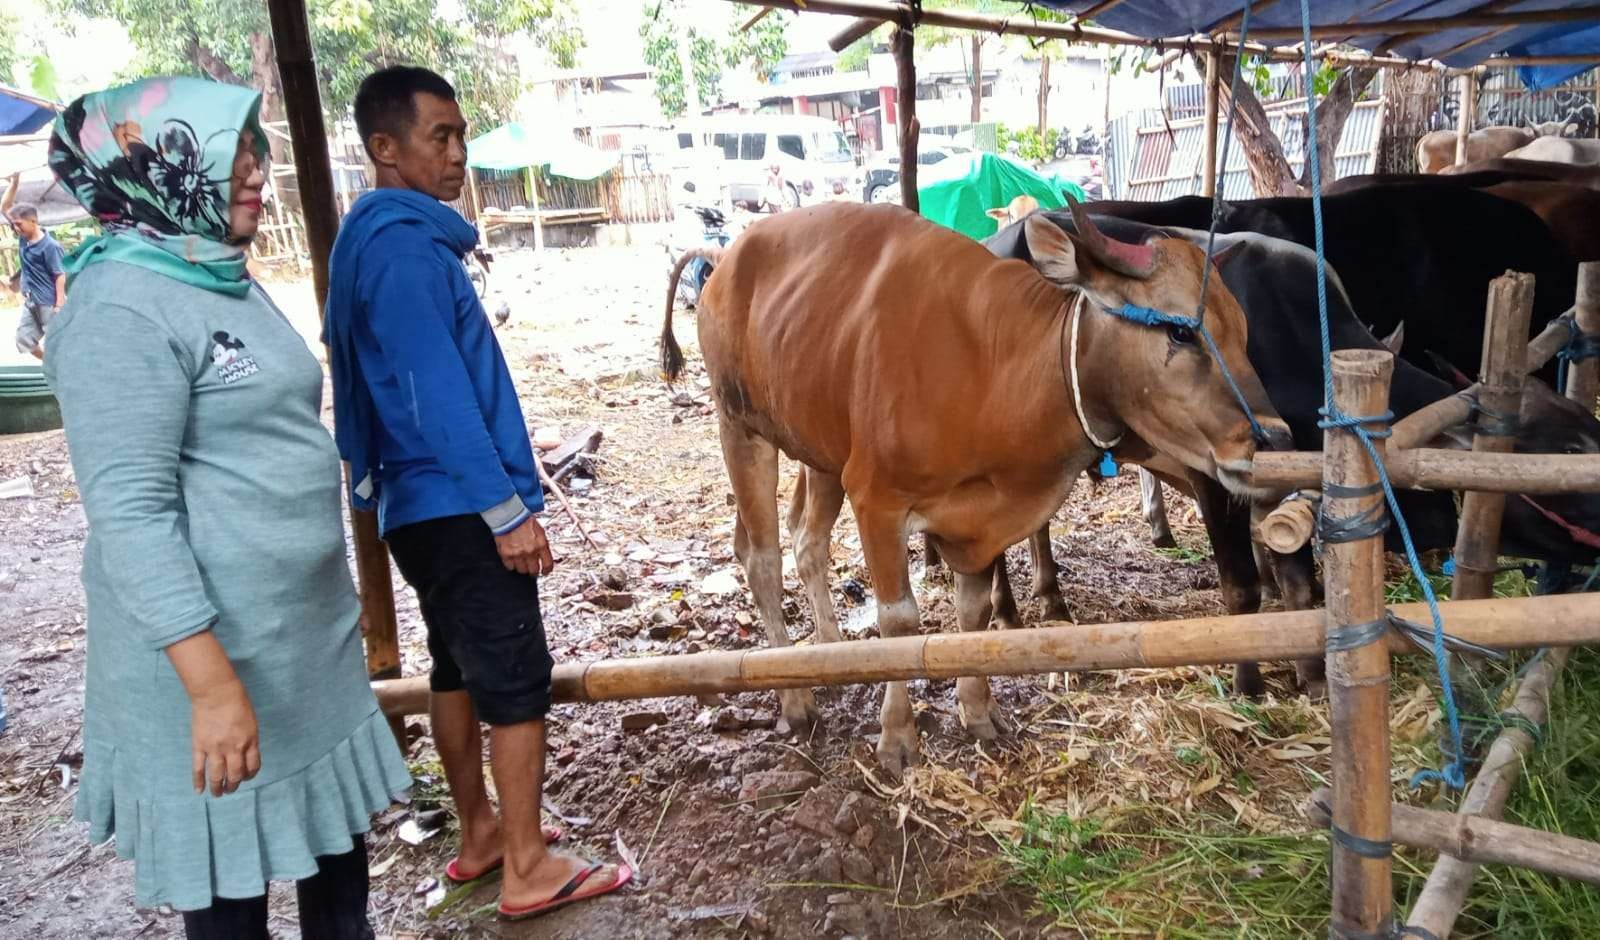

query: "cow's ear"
left=1380, top=321, right=1405, bottom=355
left=1211, top=241, right=1246, bottom=271
left=986, top=208, right=1010, bottom=222
left=1023, top=214, right=1085, bottom=285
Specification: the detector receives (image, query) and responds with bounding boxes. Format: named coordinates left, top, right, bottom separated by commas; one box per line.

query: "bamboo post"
left=467, top=166, right=486, bottom=244
left=266, top=0, right=405, bottom=745
left=1404, top=647, right=1572, bottom=936
left=1250, top=448, right=1600, bottom=493
left=1201, top=50, right=1221, bottom=198
left=892, top=24, right=920, bottom=213
left=528, top=167, right=546, bottom=252
left=1323, top=349, right=1394, bottom=940
left=1308, top=787, right=1600, bottom=887
left=1455, top=73, right=1475, bottom=166
left=372, top=592, right=1600, bottom=715
left=1569, top=262, right=1600, bottom=407
left=1450, top=272, right=1534, bottom=601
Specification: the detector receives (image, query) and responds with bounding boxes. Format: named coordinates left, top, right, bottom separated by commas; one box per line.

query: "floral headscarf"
left=48, top=76, right=269, bottom=297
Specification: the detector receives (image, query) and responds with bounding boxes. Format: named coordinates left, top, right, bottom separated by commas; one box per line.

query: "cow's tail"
left=661, top=247, right=725, bottom=382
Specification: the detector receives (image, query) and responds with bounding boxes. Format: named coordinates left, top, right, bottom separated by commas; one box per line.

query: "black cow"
left=984, top=218, right=1600, bottom=693
left=1089, top=189, right=1579, bottom=386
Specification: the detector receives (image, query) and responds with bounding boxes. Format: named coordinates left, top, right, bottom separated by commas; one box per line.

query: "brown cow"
left=1485, top=181, right=1600, bottom=261
left=1439, top=157, right=1600, bottom=189
left=660, top=202, right=1288, bottom=771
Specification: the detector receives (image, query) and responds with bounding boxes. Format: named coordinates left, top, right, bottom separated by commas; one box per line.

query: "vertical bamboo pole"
left=266, top=0, right=404, bottom=745
left=467, top=166, right=486, bottom=244
left=1324, top=349, right=1395, bottom=939
left=1455, top=73, right=1476, bottom=166
left=1450, top=272, right=1535, bottom=602
left=892, top=25, right=920, bottom=213
left=1201, top=50, right=1221, bottom=198
left=1568, top=262, right=1600, bottom=408
left=529, top=167, right=546, bottom=252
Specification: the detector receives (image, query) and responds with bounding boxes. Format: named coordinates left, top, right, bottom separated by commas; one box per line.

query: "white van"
left=672, top=114, right=862, bottom=208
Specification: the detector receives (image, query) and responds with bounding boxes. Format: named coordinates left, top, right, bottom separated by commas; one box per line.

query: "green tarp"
left=466, top=122, right=619, bottom=180
left=918, top=152, right=1088, bottom=242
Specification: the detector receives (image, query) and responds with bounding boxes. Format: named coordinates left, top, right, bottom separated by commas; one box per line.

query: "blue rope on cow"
left=1294, top=0, right=1467, bottom=792
left=1113, top=303, right=1271, bottom=444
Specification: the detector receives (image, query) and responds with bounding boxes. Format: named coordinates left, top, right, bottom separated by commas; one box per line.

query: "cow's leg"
left=990, top=550, right=1023, bottom=630
left=923, top=534, right=946, bottom=582
left=1252, top=540, right=1283, bottom=603
left=793, top=467, right=846, bottom=644
left=1027, top=524, right=1071, bottom=622
left=854, top=505, right=922, bottom=774
left=955, top=566, right=1000, bottom=740
left=1276, top=545, right=1324, bottom=696
left=1140, top=469, right=1179, bottom=549
left=1186, top=474, right=1266, bottom=697
left=719, top=418, right=819, bottom=733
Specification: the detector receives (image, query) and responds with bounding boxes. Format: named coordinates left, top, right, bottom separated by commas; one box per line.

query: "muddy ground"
left=0, top=238, right=1340, bottom=938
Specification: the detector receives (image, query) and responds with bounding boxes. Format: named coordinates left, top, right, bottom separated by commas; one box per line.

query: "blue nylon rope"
left=1294, top=0, right=1466, bottom=790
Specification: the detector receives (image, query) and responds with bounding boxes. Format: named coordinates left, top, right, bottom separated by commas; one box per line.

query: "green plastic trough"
left=0, top=365, right=62, bottom=435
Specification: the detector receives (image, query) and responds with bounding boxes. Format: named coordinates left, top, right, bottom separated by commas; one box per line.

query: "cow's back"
left=1506, top=136, right=1600, bottom=165
left=696, top=203, right=1063, bottom=477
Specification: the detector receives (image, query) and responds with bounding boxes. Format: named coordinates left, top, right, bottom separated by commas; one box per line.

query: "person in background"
left=761, top=161, right=789, bottom=213
left=324, top=65, right=630, bottom=922
left=44, top=76, right=411, bottom=938
left=3, top=172, right=67, bottom=359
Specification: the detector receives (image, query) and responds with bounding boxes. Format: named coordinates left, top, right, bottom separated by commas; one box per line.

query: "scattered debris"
left=0, top=476, right=33, bottom=500
left=620, top=711, right=670, bottom=733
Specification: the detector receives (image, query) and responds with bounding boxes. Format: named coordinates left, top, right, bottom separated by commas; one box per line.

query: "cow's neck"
left=1064, top=293, right=1127, bottom=456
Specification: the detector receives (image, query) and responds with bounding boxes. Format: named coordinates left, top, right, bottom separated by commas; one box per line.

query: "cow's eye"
left=1168, top=323, right=1197, bottom=346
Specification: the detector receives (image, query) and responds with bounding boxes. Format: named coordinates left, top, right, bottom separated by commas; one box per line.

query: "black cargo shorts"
left=385, top=514, right=554, bottom=725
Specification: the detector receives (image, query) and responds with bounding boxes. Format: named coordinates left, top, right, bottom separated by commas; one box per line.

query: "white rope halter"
left=1068, top=293, right=1124, bottom=451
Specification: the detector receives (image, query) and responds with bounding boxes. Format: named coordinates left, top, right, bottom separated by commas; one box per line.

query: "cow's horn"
left=1067, top=194, right=1157, bottom=279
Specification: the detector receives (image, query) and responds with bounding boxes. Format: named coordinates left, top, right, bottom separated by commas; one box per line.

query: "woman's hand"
left=165, top=629, right=261, bottom=796
left=189, top=679, right=261, bottom=796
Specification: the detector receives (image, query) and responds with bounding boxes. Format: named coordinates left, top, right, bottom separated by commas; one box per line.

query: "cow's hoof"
left=992, top=610, right=1024, bottom=631
left=1038, top=595, right=1071, bottom=623
left=777, top=688, right=821, bottom=736
left=875, top=725, right=921, bottom=776
left=961, top=709, right=999, bottom=741
left=1152, top=531, right=1178, bottom=550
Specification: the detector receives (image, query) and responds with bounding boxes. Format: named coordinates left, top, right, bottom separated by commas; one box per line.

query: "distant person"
left=3, top=172, right=66, bottom=359
left=826, top=179, right=853, bottom=203
left=325, top=65, right=630, bottom=921
left=44, top=76, right=411, bottom=938
left=762, top=161, right=789, bottom=213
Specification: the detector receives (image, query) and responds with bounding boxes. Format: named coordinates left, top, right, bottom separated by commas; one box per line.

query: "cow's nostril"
left=1259, top=425, right=1296, bottom=452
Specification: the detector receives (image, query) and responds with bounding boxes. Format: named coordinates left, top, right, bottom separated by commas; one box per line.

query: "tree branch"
left=1299, top=67, right=1378, bottom=190
left=1216, top=54, right=1299, bottom=197
left=183, top=35, right=245, bottom=85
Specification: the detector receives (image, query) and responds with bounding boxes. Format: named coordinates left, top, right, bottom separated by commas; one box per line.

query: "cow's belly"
left=912, top=470, right=1082, bottom=575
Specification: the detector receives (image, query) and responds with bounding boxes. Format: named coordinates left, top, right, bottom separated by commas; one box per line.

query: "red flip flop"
left=443, top=825, right=564, bottom=884
left=498, top=860, right=634, bottom=921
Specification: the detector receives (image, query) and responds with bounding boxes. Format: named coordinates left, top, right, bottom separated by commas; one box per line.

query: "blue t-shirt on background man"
left=19, top=232, right=66, bottom=307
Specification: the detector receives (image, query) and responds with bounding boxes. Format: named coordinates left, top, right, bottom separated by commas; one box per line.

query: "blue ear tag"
left=1441, top=555, right=1457, bottom=576
left=1098, top=452, right=1119, bottom=477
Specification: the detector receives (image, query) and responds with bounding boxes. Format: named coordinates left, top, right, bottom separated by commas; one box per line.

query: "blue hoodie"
left=325, top=188, right=542, bottom=536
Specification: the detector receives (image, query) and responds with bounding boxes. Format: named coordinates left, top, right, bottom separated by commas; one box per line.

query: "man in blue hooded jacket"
left=325, top=66, right=629, bottom=920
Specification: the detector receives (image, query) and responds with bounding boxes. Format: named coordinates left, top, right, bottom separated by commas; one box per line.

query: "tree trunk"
left=1216, top=56, right=1299, bottom=197
left=971, top=34, right=983, bottom=124
left=1037, top=54, right=1050, bottom=135
left=1298, top=67, right=1378, bottom=189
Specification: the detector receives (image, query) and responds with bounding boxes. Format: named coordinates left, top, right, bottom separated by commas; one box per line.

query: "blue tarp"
left=1034, top=2, right=1600, bottom=90
left=0, top=85, right=56, bottom=136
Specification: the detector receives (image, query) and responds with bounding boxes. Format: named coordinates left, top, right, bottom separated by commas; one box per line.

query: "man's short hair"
left=10, top=202, right=38, bottom=222
left=353, top=66, right=458, bottom=158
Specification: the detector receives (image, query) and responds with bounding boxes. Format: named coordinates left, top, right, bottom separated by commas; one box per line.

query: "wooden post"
left=528, top=167, right=546, bottom=252
left=1455, top=73, right=1476, bottom=166
left=1323, top=349, right=1395, bottom=940
left=467, top=166, right=486, bottom=244
left=266, top=0, right=405, bottom=744
left=1569, top=261, right=1600, bottom=407
left=892, top=25, right=920, bottom=213
left=1450, top=272, right=1535, bottom=601
left=1201, top=49, right=1221, bottom=197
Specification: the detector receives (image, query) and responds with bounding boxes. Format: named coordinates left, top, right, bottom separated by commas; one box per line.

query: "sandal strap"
left=552, top=861, right=605, bottom=902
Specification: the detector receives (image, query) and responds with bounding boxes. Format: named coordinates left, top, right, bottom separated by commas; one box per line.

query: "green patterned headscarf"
left=48, top=76, right=269, bottom=297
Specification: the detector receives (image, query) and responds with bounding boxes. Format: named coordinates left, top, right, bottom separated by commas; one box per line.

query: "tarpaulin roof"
left=0, top=85, right=58, bottom=136
left=1034, top=2, right=1600, bottom=89
left=466, top=122, right=621, bottom=179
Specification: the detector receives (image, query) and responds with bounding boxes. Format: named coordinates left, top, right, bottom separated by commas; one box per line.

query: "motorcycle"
left=671, top=205, right=731, bottom=309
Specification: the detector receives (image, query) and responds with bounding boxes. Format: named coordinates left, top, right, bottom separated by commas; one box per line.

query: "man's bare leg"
left=431, top=690, right=500, bottom=874
left=492, top=719, right=620, bottom=909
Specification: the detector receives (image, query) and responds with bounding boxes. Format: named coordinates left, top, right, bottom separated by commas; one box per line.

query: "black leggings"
left=180, top=840, right=374, bottom=940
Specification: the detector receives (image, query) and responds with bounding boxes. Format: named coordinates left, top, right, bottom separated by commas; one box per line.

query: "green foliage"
left=995, top=123, right=1054, bottom=163
left=47, top=0, right=582, bottom=127
left=835, top=30, right=882, bottom=74
left=639, top=2, right=789, bottom=118
left=29, top=56, right=59, bottom=102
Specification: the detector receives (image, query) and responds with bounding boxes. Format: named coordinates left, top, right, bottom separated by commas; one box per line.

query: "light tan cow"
left=1416, top=121, right=1579, bottom=173
left=660, top=202, right=1287, bottom=772
left=984, top=194, right=1040, bottom=229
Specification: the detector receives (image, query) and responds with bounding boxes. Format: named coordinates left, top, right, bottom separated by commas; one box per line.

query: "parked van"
left=672, top=114, right=862, bottom=208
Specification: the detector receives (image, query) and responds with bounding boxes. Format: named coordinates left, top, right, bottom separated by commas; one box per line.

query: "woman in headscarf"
left=44, top=76, right=411, bottom=938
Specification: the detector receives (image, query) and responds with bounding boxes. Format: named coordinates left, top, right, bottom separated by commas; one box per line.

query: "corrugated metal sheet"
left=1122, top=98, right=1385, bottom=201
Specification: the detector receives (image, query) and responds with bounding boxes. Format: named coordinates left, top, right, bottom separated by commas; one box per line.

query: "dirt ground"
left=0, top=238, right=1345, bottom=938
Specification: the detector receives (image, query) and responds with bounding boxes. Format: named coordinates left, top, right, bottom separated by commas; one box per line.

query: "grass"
left=1002, top=566, right=1600, bottom=937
